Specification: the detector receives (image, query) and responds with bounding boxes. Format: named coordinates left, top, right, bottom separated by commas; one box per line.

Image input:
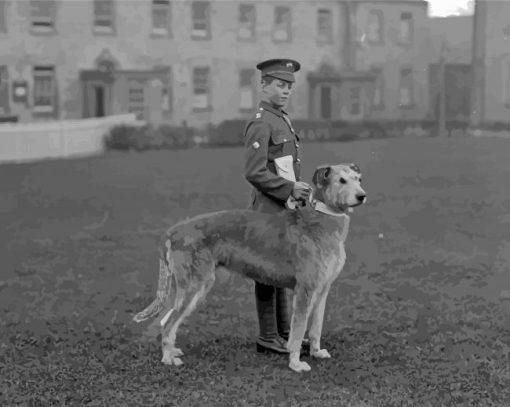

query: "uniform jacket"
left=244, top=100, right=301, bottom=214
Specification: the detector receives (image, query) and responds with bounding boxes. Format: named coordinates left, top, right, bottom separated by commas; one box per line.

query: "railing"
left=0, top=114, right=142, bottom=164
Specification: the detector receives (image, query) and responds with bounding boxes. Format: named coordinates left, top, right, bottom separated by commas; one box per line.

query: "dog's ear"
left=312, top=166, right=331, bottom=188
left=349, top=163, right=361, bottom=174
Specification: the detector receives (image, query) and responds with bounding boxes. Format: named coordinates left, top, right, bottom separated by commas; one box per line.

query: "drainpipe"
left=343, top=0, right=357, bottom=71
left=470, top=0, right=486, bottom=128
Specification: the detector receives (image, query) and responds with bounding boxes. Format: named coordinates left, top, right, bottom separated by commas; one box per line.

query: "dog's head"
left=312, top=163, right=366, bottom=211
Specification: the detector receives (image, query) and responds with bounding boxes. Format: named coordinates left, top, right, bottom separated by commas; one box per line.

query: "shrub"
left=104, top=124, right=195, bottom=151
left=207, top=119, right=246, bottom=147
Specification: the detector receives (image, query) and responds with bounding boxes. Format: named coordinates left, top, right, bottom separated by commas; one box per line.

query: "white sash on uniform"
left=274, top=155, right=299, bottom=209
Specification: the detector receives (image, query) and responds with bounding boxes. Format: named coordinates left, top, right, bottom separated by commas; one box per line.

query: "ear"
left=312, top=166, right=331, bottom=189
left=349, top=163, right=361, bottom=174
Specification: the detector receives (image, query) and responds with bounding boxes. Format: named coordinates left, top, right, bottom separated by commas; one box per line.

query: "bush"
left=207, top=119, right=246, bottom=147
left=104, top=124, right=194, bottom=151
left=104, top=118, right=474, bottom=152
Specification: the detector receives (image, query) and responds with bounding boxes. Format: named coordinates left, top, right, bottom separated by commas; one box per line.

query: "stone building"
left=471, top=0, right=510, bottom=126
left=0, top=0, right=435, bottom=126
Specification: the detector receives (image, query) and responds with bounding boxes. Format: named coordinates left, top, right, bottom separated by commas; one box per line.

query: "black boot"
left=255, top=282, right=288, bottom=354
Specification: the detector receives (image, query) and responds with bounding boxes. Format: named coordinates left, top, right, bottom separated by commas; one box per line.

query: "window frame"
left=191, top=1, right=211, bottom=40
left=238, top=3, right=256, bottom=41
left=399, top=67, right=414, bottom=109
left=151, top=0, right=172, bottom=37
left=317, top=8, right=333, bottom=44
left=192, top=66, right=211, bottom=111
left=33, top=66, right=57, bottom=114
left=366, top=9, right=384, bottom=45
left=399, top=11, right=414, bottom=45
left=239, top=68, right=255, bottom=112
left=272, top=6, right=291, bottom=43
left=93, top=0, right=115, bottom=35
left=30, top=0, right=57, bottom=34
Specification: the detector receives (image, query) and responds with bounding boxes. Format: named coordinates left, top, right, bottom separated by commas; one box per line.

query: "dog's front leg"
left=287, top=286, right=314, bottom=372
left=308, top=284, right=332, bottom=359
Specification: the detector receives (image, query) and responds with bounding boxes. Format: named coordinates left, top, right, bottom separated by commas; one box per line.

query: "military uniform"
left=243, top=59, right=302, bottom=350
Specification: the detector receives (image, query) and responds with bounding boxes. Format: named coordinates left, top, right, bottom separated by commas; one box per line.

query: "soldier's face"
left=262, top=79, right=293, bottom=108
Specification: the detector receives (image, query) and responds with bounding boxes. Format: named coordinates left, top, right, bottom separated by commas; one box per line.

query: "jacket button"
left=295, top=158, right=301, bottom=163
left=283, top=138, right=287, bottom=142
left=295, top=142, right=299, bottom=148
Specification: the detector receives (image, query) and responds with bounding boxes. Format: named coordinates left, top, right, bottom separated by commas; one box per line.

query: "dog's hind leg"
left=308, top=284, right=332, bottom=359
left=160, top=260, right=216, bottom=366
left=287, top=285, right=316, bottom=372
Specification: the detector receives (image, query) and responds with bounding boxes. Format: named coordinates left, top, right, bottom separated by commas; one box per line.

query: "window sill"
left=93, top=27, right=116, bottom=36
left=191, top=30, right=211, bottom=40
left=30, top=26, right=56, bottom=35
left=150, top=29, right=172, bottom=39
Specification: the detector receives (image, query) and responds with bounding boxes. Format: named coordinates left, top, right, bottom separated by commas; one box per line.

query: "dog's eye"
left=359, top=178, right=362, bottom=183
left=340, top=178, right=347, bottom=184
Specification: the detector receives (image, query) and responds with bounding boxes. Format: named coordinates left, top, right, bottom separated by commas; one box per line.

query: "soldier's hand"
left=291, top=181, right=312, bottom=201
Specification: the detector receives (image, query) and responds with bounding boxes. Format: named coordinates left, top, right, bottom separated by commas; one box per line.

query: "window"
left=317, top=9, right=333, bottom=43
left=349, top=86, right=361, bottom=116
left=33, top=66, right=56, bottom=113
left=128, top=78, right=146, bottom=120
left=399, top=67, right=414, bottom=107
left=192, top=67, right=210, bottom=110
left=191, top=1, right=210, bottom=38
left=0, top=0, right=7, bottom=32
left=0, top=66, right=9, bottom=114
left=371, top=66, right=384, bottom=109
left=399, top=12, right=413, bottom=44
left=367, top=10, right=383, bottom=44
left=94, top=0, right=115, bottom=33
left=238, top=4, right=255, bottom=40
left=273, top=6, right=291, bottom=42
left=152, top=0, right=171, bottom=36
left=239, top=68, right=255, bottom=111
left=30, top=0, right=56, bottom=32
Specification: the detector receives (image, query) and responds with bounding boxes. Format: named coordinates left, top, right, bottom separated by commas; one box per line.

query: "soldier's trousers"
left=255, top=281, right=291, bottom=339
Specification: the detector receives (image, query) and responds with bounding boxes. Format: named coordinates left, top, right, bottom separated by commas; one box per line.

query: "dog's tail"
left=133, top=240, right=174, bottom=323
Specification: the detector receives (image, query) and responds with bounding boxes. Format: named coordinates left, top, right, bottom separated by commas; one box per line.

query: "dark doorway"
left=94, top=86, right=105, bottom=117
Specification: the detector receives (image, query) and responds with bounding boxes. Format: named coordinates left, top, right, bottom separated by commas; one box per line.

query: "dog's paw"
left=311, top=349, right=331, bottom=359
left=173, top=347, right=183, bottom=357
left=162, top=355, right=183, bottom=366
left=289, top=360, right=311, bottom=373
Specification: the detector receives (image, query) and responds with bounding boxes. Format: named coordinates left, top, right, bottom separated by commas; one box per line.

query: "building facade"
left=471, top=0, right=510, bottom=126
left=0, top=0, right=434, bottom=127
left=427, top=15, right=473, bottom=122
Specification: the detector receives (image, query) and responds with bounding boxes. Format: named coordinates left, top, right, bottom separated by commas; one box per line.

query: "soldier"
left=244, top=58, right=312, bottom=354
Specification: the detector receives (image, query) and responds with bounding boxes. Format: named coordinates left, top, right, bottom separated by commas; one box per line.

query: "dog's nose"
left=356, top=194, right=366, bottom=203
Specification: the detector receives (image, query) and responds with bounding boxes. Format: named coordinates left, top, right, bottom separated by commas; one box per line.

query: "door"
left=93, top=85, right=105, bottom=117
left=85, top=81, right=111, bottom=118
left=80, top=71, right=113, bottom=118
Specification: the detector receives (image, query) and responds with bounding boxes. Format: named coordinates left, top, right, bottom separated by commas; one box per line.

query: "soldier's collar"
left=259, top=101, right=287, bottom=117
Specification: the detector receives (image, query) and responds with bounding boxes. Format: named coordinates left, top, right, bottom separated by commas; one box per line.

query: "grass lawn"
left=0, top=137, right=509, bottom=406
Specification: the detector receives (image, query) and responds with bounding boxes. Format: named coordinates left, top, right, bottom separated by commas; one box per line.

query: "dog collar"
left=310, top=199, right=349, bottom=217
